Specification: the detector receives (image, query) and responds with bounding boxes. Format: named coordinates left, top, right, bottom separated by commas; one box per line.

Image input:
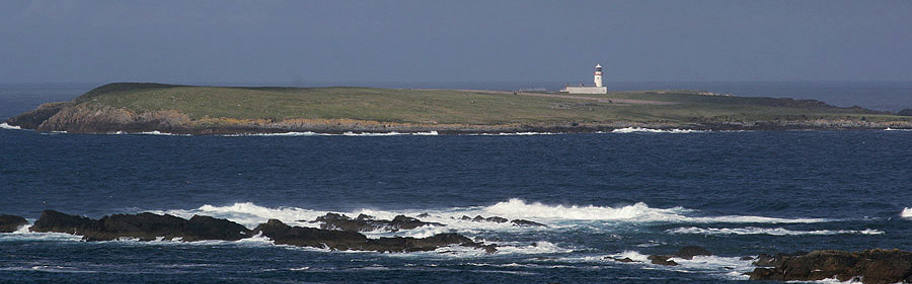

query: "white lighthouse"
left=594, top=64, right=603, bottom=88
left=560, top=64, right=608, bottom=94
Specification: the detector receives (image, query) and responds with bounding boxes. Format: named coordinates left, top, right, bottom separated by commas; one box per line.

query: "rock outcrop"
left=35, top=104, right=190, bottom=133
left=310, top=213, right=444, bottom=232
left=458, top=215, right=547, bottom=227
left=675, top=245, right=713, bottom=260
left=5, top=102, right=71, bottom=129
left=0, top=214, right=28, bottom=232
left=647, top=246, right=713, bottom=266
left=30, top=210, right=251, bottom=241
left=25, top=210, right=495, bottom=254
left=749, top=249, right=912, bottom=284
left=647, top=255, right=679, bottom=266
left=255, top=219, right=496, bottom=253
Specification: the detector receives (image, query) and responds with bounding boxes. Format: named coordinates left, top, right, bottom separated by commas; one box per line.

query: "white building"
left=560, top=64, right=607, bottom=94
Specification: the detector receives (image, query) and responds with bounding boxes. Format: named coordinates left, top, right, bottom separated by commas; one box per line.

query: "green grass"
left=74, top=83, right=908, bottom=125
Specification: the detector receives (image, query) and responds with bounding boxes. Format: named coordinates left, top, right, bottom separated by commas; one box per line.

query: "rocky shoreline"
left=5, top=102, right=912, bottom=135
left=10, top=210, right=497, bottom=253
left=3, top=210, right=912, bottom=282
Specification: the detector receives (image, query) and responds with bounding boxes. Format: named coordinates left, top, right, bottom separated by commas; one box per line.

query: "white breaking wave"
left=667, top=226, right=884, bottom=236
left=0, top=224, right=83, bottom=242
left=610, top=127, right=703, bottom=134
left=479, top=199, right=828, bottom=224
left=109, top=130, right=190, bottom=136
left=136, top=131, right=189, bottom=136
left=901, top=207, right=912, bottom=218
left=226, top=131, right=438, bottom=137
left=0, top=122, right=22, bottom=130
left=149, top=198, right=830, bottom=240
left=885, top=128, right=912, bottom=131
left=341, top=131, right=438, bottom=136
left=225, top=132, right=324, bottom=137
left=600, top=250, right=754, bottom=280
left=469, top=132, right=556, bottom=136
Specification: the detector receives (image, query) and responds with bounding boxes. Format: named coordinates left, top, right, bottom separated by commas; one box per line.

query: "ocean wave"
left=0, top=122, right=22, bottom=130
left=901, top=207, right=912, bottom=219
left=479, top=199, right=828, bottom=224
left=666, top=226, right=884, bottom=236
left=885, top=128, right=912, bottom=131
left=599, top=251, right=754, bottom=280
left=108, top=130, right=190, bottom=136
left=0, top=225, right=83, bottom=242
left=147, top=199, right=831, bottom=241
left=342, top=131, right=438, bottom=136
left=610, top=127, right=703, bottom=134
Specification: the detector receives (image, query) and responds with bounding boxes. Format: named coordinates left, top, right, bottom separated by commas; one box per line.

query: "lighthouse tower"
left=560, top=64, right=608, bottom=94
left=593, top=64, right=603, bottom=88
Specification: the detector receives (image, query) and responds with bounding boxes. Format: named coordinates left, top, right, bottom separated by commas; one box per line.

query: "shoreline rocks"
left=646, top=246, right=714, bottom=266
left=0, top=214, right=28, bottom=232
left=458, top=215, right=547, bottom=227
left=748, top=249, right=912, bottom=284
left=30, top=210, right=252, bottom=241
left=23, top=210, right=495, bottom=254
left=257, top=219, right=495, bottom=253
left=309, top=213, right=444, bottom=232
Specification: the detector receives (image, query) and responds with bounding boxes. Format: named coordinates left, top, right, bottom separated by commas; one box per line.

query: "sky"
left=1, top=0, right=910, bottom=84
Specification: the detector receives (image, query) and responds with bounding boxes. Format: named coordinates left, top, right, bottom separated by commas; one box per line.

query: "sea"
left=1, top=82, right=911, bottom=283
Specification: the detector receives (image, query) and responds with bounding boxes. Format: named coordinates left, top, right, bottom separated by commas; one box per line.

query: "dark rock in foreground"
left=676, top=245, right=713, bottom=260
left=458, top=215, right=547, bottom=227
left=647, top=255, right=679, bottom=266
left=27, top=210, right=495, bottom=254
left=646, top=246, right=713, bottom=266
left=749, top=249, right=912, bottom=284
left=0, top=214, right=28, bottom=233
left=30, top=210, right=251, bottom=241
left=310, top=213, right=444, bottom=232
left=606, top=257, right=637, bottom=263
left=256, top=219, right=496, bottom=253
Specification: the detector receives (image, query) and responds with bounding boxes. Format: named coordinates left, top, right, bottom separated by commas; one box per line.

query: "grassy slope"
left=74, top=83, right=905, bottom=125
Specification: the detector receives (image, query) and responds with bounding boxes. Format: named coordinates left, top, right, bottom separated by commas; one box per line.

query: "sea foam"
left=610, top=127, right=703, bottom=134
left=478, top=198, right=828, bottom=224
left=901, top=207, right=912, bottom=218
left=0, top=122, right=22, bottom=130
left=667, top=226, right=884, bottom=236
left=151, top=198, right=831, bottom=239
left=226, top=131, right=439, bottom=137
left=602, top=250, right=754, bottom=280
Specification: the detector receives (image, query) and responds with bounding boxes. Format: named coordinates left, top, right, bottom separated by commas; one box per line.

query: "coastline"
left=5, top=83, right=912, bottom=135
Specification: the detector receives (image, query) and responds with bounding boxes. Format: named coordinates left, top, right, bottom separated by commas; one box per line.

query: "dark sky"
left=1, top=0, right=910, bottom=84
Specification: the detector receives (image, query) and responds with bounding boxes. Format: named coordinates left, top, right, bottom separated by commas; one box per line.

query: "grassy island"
left=6, top=82, right=911, bottom=134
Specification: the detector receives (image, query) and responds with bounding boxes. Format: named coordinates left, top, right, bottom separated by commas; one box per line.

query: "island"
left=6, top=82, right=911, bottom=135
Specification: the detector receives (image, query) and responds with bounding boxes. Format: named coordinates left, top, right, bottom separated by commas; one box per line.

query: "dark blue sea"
left=1, top=83, right=911, bottom=283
